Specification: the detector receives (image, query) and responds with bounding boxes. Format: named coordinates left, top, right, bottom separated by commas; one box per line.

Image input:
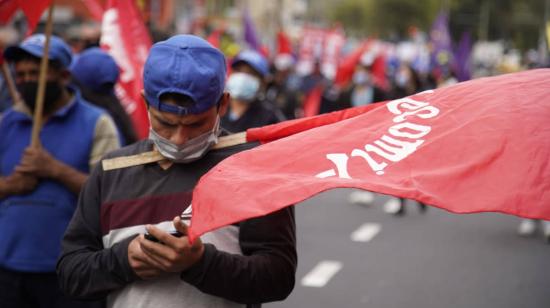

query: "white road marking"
left=383, top=198, right=402, bottom=214
left=301, top=260, right=343, bottom=287
left=350, top=223, right=381, bottom=242
left=348, top=191, right=375, bottom=205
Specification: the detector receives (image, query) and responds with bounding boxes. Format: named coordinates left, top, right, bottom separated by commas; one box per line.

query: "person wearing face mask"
left=221, top=50, right=285, bottom=133
left=390, top=62, right=422, bottom=99
left=334, top=55, right=388, bottom=112
left=57, top=35, right=297, bottom=308
left=0, top=34, right=120, bottom=308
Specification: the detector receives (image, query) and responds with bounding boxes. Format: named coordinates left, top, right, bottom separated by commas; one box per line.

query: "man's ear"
left=141, top=90, right=150, bottom=110
left=218, top=92, right=230, bottom=117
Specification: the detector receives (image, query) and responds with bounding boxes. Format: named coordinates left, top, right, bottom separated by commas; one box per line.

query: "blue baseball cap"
left=231, top=50, right=269, bottom=77
left=143, top=35, right=227, bottom=115
left=71, top=47, right=120, bottom=94
left=4, top=34, right=73, bottom=69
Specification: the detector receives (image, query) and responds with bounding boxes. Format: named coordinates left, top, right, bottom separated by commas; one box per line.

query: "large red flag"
left=188, top=69, right=550, bottom=241
left=100, top=0, right=151, bottom=139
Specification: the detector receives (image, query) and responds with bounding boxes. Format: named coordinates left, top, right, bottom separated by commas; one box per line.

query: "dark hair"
left=158, top=92, right=196, bottom=108
left=14, top=51, right=64, bottom=71
left=232, top=62, right=263, bottom=80
left=155, top=92, right=224, bottom=113
left=75, top=79, right=138, bottom=145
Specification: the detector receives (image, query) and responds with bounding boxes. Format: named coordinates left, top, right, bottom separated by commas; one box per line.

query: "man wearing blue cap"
left=57, top=35, right=296, bottom=308
left=0, top=34, right=120, bottom=307
left=222, top=49, right=285, bottom=132
left=71, top=47, right=138, bottom=146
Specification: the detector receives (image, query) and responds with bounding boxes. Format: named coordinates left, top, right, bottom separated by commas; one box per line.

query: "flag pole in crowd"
left=30, top=3, right=54, bottom=148
left=0, top=57, right=21, bottom=106
left=101, top=103, right=381, bottom=171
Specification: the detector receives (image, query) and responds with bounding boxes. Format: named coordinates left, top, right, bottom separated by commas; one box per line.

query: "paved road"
left=265, top=189, right=550, bottom=308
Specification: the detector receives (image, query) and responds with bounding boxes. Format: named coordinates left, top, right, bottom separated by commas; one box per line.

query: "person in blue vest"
left=0, top=34, right=120, bottom=307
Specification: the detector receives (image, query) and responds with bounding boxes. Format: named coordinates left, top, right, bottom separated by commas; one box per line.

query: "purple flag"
left=454, top=32, right=472, bottom=82
left=430, top=11, right=453, bottom=69
left=243, top=8, right=260, bottom=51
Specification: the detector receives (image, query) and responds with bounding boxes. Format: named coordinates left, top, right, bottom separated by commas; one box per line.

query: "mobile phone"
left=144, top=230, right=183, bottom=243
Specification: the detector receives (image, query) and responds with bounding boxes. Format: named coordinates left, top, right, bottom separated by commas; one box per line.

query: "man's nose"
left=169, top=126, right=189, bottom=145
left=18, top=72, right=36, bottom=83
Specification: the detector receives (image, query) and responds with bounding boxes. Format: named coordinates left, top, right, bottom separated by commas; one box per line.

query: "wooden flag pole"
left=30, top=3, right=55, bottom=148
left=0, top=62, right=22, bottom=105
left=102, top=132, right=248, bottom=171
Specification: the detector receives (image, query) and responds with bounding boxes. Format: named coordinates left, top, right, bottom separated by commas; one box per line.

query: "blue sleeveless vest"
left=0, top=92, right=104, bottom=272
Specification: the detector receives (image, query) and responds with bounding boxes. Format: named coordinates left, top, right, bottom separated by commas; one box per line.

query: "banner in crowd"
left=0, top=0, right=52, bottom=34
left=188, top=69, right=550, bottom=241
left=321, top=29, right=346, bottom=80
left=100, top=0, right=151, bottom=139
left=296, top=26, right=339, bottom=77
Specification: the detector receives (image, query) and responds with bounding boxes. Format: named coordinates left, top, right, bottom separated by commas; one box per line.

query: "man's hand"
left=139, top=216, right=205, bottom=274
left=2, top=172, right=38, bottom=196
left=15, top=146, right=60, bottom=179
left=128, top=236, right=164, bottom=280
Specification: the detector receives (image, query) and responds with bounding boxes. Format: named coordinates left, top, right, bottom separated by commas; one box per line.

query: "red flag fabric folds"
left=188, top=69, right=550, bottom=241
left=0, top=0, right=19, bottom=25
left=101, top=0, right=152, bottom=139
left=0, top=0, right=52, bottom=34
left=247, top=103, right=381, bottom=144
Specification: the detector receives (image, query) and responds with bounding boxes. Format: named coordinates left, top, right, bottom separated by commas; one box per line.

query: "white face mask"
left=352, top=71, right=370, bottom=85
left=149, top=115, right=221, bottom=163
left=225, top=72, right=260, bottom=102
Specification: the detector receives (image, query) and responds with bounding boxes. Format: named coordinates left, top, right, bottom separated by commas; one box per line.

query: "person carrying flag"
left=0, top=34, right=119, bottom=308
left=57, top=35, right=297, bottom=308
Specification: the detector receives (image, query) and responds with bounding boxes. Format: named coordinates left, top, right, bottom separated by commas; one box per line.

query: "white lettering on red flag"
left=316, top=91, right=437, bottom=178
left=188, top=70, right=550, bottom=242
left=101, top=0, right=151, bottom=139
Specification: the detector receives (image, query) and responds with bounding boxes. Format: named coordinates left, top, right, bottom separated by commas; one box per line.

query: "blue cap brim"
left=4, top=45, right=45, bottom=62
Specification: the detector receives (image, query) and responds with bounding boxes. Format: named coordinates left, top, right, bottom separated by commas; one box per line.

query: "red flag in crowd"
left=333, top=41, right=371, bottom=87
left=206, top=28, right=223, bottom=48
left=371, top=53, right=389, bottom=90
left=188, top=69, right=550, bottom=241
left=0, top=0, right=18, bottom=25
left=81, top=0, right=105, bottom=22
left=0, top=0, right=52, bottom=34
left=277, top=30, right=292, bottom=55
left=100, top=0, right=152, bottom=139
left=321, top=29, right=345, bottom=80
left=302, top=84, right=324, bottom=117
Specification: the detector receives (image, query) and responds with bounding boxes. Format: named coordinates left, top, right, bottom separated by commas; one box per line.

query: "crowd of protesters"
left=0, top=11, right=549, bottom=308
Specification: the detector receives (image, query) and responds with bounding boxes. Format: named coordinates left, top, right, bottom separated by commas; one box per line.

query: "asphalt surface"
left=265, top=188, right=550, bottom=308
